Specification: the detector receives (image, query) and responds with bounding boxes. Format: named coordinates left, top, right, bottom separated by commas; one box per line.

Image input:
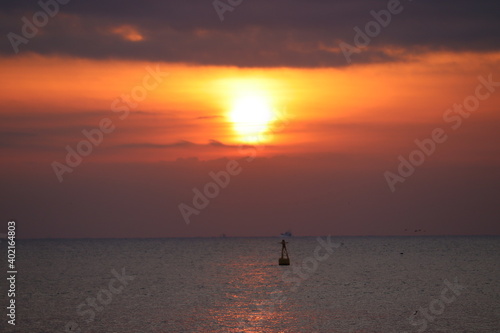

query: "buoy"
left=279, top=239, right=290, bottom=265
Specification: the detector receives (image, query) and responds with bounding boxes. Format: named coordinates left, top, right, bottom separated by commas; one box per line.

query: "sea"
left=1, top=236, right=499, bottom=333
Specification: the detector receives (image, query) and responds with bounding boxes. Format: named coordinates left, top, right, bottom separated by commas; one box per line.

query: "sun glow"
left=228, top=85, right=276, bottom=143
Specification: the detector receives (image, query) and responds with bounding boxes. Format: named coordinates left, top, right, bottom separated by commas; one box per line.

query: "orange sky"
left=1, top=51, right=499, bottom=164
left=1, top=49, right=499, bottom=238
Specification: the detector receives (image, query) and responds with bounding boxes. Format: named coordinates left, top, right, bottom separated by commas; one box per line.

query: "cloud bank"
left=1, top=0, right=499, bottom=67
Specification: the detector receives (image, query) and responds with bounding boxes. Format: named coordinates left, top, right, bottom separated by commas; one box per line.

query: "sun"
left=229, top=91, right=275, bottom=143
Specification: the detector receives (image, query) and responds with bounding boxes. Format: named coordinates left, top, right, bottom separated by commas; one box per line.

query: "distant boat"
left=280, top=231, right=292, bottom=237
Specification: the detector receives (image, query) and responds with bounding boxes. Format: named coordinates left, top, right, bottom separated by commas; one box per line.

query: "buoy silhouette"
left=279, top=239, right=290, bottom=265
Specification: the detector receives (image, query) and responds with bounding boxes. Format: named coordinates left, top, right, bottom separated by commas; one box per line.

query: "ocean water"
left=1, top=236, right=499, bottom=333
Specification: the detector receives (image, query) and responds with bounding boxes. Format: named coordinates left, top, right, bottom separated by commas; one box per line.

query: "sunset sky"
left=1, top=0, right=499, bottom=238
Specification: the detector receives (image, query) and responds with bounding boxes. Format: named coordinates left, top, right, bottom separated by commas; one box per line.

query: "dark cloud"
left=0, top=110, right=202, bottom=153
left=114, top=140, right=196, bottom=149
left=113, top=139, right=258, bottom=150
left=1, top=0, right=498, bottom=67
